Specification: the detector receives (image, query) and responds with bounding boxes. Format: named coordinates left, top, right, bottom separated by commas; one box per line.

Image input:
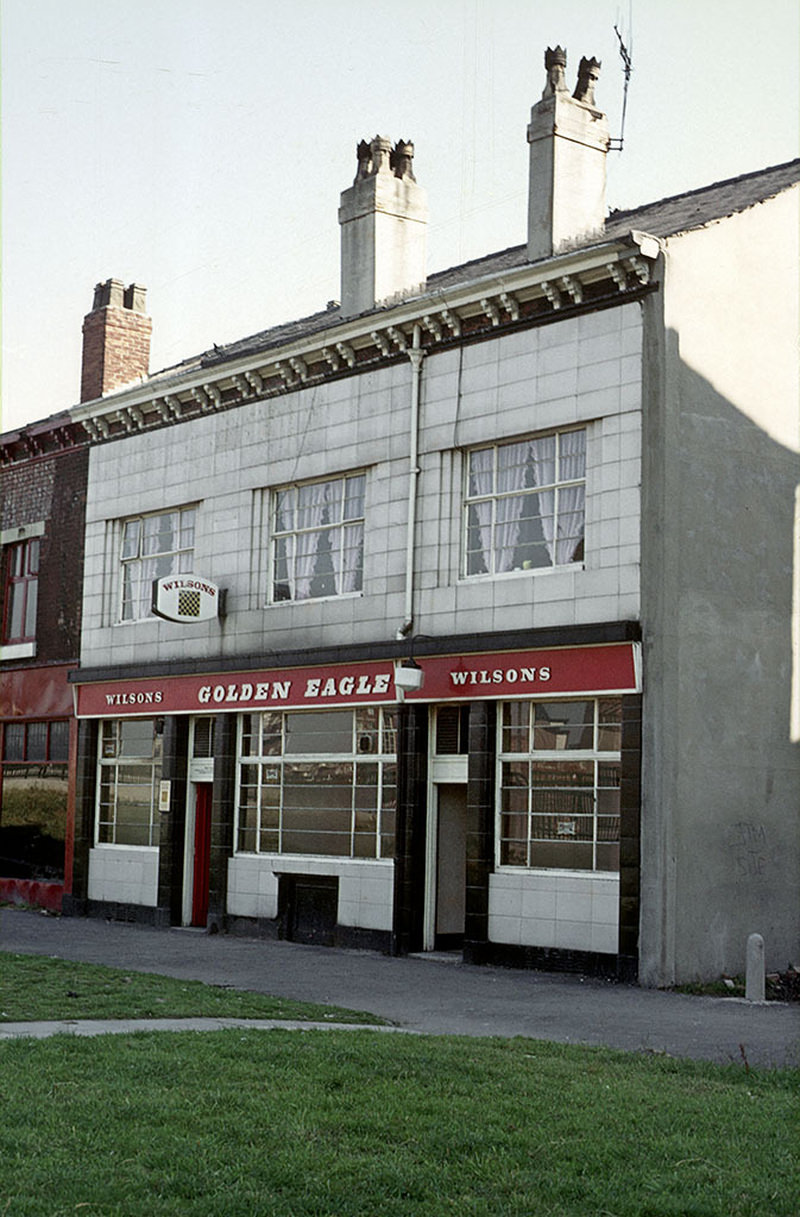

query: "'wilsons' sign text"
left=73, top=644, right=640, bottom=718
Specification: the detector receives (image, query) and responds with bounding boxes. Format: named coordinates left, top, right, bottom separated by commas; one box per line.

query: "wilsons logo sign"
left=73, top=644, right=641, bottom=719
left=152, top=575, right=221, bottom=623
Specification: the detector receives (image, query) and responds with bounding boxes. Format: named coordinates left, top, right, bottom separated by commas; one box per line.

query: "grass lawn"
left=0, top=954, right=796, bottom=1216
left=0, top=951, right=381, bottom=1024
left=0, top=1030, right=797, bottom=1217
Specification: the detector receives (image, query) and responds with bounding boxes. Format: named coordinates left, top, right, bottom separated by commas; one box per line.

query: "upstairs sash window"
left=3, top=538, right=39, bottom=643
left=465, top=429, right=585, bottom=576
left=120, top=507, right=196, bottom=621
left=271, top=473, right=365, bottom=602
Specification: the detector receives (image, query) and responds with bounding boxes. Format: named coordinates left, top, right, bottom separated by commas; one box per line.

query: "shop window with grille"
left=95, top=719, right=163, bottom=846
left=497, top=698, right=621, bottom=872
left=236, top=706, right=397, bottom=859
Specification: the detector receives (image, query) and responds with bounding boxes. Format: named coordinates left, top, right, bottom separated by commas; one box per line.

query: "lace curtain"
left=293, top=480, right=335, bottom=600
left=467, top=431, right=584, bottom=574
left=554, top=430, right=585, bottom=564
left=287, top=478, right=364, bottom=600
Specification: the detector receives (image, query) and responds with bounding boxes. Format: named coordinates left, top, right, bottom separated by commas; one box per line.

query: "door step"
left=408, top=951, right=463, bottom=965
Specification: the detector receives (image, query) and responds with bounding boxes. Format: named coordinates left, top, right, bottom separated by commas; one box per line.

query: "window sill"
left=265, top=591, right=364, bottom=608
left=494, top=865, right=619, bottom=880
left=232, top=851, right=393, bottom=867
left=460, top=563, right=584, bottom=584
left=0, top=641, right=37, bottom=661
left=92, top=843, right=160, bottom=853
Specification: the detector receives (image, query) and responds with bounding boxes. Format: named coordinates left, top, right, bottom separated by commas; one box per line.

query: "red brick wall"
left=0, top=446, right=88, bottom=662
left=1, top=457, right=56, bottom=529
left=80, top=306, right=152, bottom=403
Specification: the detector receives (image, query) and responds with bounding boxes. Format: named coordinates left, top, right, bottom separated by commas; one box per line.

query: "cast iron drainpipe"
left=397, top=324, right=424, bottom=640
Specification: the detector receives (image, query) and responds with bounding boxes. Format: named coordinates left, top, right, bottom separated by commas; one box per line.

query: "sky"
left=2, top=0, right=798, bottom=434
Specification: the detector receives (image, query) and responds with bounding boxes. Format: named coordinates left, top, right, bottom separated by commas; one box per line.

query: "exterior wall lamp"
left=394, top=658, right=424, bottom=695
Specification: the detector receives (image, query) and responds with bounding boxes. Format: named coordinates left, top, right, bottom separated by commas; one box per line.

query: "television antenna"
left=609, top=20, right=633, bottom=152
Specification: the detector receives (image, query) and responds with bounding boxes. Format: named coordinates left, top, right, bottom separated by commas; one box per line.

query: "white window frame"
left=118, top=505, right=197, bottom=622
left=496, top=697, right=621, bottom=874
left=95, top=718, right=163, bottom=848
left=269, top=471, right=366, bottom=604
left=235, top=707, right=397, bottom=860
left=463, top=428, right=586, bottom=579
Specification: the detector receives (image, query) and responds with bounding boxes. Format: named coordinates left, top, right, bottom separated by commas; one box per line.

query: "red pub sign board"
left=72, top=643, right=640, bottom=718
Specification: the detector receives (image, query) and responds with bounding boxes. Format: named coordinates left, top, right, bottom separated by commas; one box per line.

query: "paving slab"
left=0, top=1017, right=405, bottom=1040
left=2, top=908, right=798, bottom=1067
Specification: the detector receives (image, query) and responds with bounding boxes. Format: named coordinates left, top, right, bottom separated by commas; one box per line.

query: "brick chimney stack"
left=80, top=279, right=152, bottom=403
left=527, top=47, right=610, bottom=261
left=338, top=136, right=428, bottom=318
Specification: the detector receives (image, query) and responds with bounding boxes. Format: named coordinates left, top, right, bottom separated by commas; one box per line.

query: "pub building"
left=70, top=635, right=641, bottom=970
left=43, top=50, right=798, bottom=985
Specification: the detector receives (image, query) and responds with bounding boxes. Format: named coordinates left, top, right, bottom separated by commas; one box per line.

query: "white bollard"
left=745, top=933, right=765, bottom=1002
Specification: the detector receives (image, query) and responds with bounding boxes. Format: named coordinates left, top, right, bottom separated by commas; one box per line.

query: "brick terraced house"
left=4, top=48, right=798, bottom=985
left=0, top=417, right=88, bottom=908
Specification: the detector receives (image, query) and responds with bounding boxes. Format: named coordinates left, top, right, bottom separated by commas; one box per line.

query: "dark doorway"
left=435, top=784, right=468, bottom=949
left=191, top=783, right=213, bottom=927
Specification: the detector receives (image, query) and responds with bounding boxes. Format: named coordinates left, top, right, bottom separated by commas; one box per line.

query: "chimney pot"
left=527, top=46, right=610, bottom=261
left=339, top=134, right=428, bottom=318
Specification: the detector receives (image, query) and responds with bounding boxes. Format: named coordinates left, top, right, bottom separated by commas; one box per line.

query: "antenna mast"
left=610, top=22, right=633, bottom=152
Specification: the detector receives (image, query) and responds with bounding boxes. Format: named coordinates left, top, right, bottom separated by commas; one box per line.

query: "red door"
left=191, top=783, right=213, bottom=927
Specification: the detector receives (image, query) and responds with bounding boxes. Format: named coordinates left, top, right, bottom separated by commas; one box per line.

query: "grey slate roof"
left=604, top=158, right=800, bottom=242
left=161, top=158, right=800, bottom=378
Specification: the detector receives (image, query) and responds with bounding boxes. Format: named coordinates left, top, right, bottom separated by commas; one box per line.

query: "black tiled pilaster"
left=157, top=716, right=189, bottom=925
left=463, top=700, right=495, bottom=959
left=392, top=703, right=428, bottom=955
left=208, top=713, right=236, bottom=930
left=618, top=693, right=642, bottom=980
left=62, top=717, right=98, bottom=915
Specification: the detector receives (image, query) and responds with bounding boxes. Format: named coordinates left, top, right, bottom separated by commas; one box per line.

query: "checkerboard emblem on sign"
left=178, top=589, right=202, bottom=617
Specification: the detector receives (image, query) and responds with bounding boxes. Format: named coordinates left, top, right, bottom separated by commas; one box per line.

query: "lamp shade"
left=394, top=659, right=424, bottom=693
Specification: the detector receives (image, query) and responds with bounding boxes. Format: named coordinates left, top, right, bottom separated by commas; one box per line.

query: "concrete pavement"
left=2, top=908, right=798, bottom=1067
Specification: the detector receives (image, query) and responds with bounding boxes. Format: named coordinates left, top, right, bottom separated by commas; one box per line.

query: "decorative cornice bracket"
left=540, top=280, right=562, bottom=310
left=481, top=297, right=501, bottom=326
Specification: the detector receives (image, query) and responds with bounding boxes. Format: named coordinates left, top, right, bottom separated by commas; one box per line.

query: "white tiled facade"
left=488, top=870, right=619, bottom=954
left=80, top=305, right=642, bottom=670
left=227, top=856, right=394, bottom=932
left=9, top=61, right=796, bottom=986
left=80, top=301, right=642, bottom=956
left=87, top=846, right=159, bottom=908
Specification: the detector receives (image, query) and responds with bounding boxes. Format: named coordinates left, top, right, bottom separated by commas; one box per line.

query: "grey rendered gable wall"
left=638, top=190, right=800, bottom=986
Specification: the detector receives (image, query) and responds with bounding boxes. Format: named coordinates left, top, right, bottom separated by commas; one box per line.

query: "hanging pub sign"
left=152, top=575, right=221, bottom=623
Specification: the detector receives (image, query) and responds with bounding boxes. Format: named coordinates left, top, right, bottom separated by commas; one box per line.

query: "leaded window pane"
left=284, top=710, right=353, bottom=754
left=498, top=698, right=622, bottom=873
left=235, top=708, right=396, bottom=860
left=94, top=719, right=162, bottom=847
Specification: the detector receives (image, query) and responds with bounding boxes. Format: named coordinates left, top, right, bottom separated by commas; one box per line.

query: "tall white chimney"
left=338, top=136, right=428, bottom=318
left=527, top=47, right=610, bottom=262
